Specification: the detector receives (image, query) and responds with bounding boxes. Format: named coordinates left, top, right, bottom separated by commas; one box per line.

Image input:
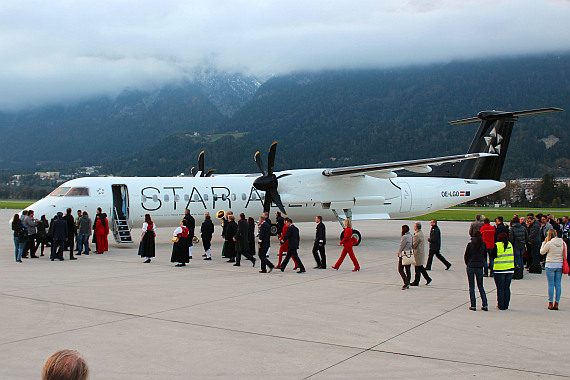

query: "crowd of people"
left=137, top=209, right=347, bottom=274
left=12, top=206, right=569, bottom=311
left=11, top=207, right=110, bottom=263
left=464, top=213, right=569, bottom=311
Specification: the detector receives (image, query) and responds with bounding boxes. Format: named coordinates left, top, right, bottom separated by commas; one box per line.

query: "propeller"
left=253, top=141, right=290, bottom=216
left=196, top=151, right=216, bottom=177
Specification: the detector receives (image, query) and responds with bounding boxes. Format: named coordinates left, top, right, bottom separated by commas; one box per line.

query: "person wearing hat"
left=50, top=212, right=68, bottom=261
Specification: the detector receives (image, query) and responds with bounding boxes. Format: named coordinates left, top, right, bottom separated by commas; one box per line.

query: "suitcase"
left=529, top=264, right=542, bottom=274
left=513, top=266, right=524, bottom=280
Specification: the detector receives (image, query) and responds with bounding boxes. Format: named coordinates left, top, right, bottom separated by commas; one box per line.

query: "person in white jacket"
left=540, top=229, right=567, bottom=310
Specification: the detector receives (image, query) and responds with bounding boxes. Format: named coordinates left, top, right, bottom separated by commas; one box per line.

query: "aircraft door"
left=112, top=184, right=129, bottom=221
left=397, top=182, right=412, bottom=213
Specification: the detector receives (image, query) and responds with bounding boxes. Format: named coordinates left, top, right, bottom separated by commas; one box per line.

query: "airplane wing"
left=321, top=153, right=497, bottom=178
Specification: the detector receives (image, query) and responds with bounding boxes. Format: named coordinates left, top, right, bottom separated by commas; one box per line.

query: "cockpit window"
left=49, top=187, right=89, bottom=197
left=49, top=187, right=71, bottom=196
left=67, top=187, right=89, bottom=196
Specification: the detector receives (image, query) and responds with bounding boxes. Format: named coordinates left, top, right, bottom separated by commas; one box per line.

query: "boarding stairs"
left=112, top=207, right=133, bottom=244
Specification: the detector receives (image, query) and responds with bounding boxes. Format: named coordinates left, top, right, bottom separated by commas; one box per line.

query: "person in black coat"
left=35, top=215, right=50, bottom=256
left=464, top=231, right=488, bottom=311
left=275, top=211, right=285, bottom=239
left=64, top=208, right=77, bottom=259
left=247, top=217, right=256, bottom=259
left=312, top=216, right=327, bottom=269
left=494, top=216, right=509, bottom=242
left=234, top=213, right=256, bottom=266
left=201, top=212, right=214, bottom=260
left=224, top=215, right=238, bottom=262
left=184, top=209, right=196, bottom=259
left=51, top=212, right=68, bottom=261
left=278, top=218, right=306, bottom=273
left=258, top=216, right=274, bottom=273
left=426, top=220, right=451, bottom=270
left=171, top=220, right=190, bottom=267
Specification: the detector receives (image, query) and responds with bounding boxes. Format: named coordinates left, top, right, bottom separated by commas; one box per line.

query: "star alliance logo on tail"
left=484, top=127, right=503, bottom=154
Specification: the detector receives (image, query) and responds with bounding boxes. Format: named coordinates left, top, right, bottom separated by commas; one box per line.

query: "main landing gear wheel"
left=270, top=224, right=279, bottom=236
left=340, top=229, right=361, bottom=246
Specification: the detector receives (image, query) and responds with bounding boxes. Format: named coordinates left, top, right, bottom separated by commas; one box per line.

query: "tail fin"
left=433, top=107, right=563, bottom=180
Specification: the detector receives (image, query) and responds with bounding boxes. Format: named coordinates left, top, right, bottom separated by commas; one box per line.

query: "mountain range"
left=1, top=54, right=569, bottom=179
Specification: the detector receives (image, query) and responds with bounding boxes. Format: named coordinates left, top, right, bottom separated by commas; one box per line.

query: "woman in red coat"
left=94, top=214, right=107, bottom=254
left=332, top=219, right=360, bottom=271
left=102, top=213, right=110, bottom=253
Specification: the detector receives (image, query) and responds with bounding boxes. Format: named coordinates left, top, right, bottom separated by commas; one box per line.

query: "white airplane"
left=20, top=107, right=562, bottom=245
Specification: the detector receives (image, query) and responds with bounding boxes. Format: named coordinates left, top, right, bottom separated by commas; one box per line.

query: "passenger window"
left=164, top=195, right=169, bottom=202
left=242, top=193, right=247, bottom=201
left=184, top=194, right=189, bottom=201
left=49, top=187, right=71, bottom=197
left=203, top=194, right=209, bottom=201
left=174, top=195, right=180, bottom=202
left=231, top=194, right=236, bottom=201
left=67, top=187, right=89, bottom=196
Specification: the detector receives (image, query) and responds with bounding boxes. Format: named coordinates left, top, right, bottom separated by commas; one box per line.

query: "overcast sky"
left=1, top=0, right=569, bottom=111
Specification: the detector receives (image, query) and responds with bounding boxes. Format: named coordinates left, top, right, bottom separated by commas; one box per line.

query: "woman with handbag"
left=139, top=214, right=156, bottom=263
left=332, top=219, right=360, bottom=272
left=170, top=219, right=189, bottom=267
left=540, top=229, right=568, bottom=310
left=398, top=225, right=414, bottom=290
left=464, top=231, right=488, bottom=311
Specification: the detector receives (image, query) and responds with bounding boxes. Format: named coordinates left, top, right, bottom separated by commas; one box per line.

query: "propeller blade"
left=276, top=173, right=291, bottom=180
left=270, top=189, right=287, bottom=216
left=205, top=169, right=216, bottom=177
left=190, top=166, right=196, bottom=176
left=267, top=141, right=277, bottom=175
left=198, top=151, right=205, bottom=177
left=263, top=190, right=272, bottom=213
left=255, top=151, right=267, bottom=176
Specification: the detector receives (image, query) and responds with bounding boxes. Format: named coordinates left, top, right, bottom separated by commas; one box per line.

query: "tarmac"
left=1, top=208, right=569, bottom=379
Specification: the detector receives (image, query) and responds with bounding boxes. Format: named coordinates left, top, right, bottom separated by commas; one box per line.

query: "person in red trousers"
left=332, top=219, right=360, bottom=271
left=94, top=214, right=106, bottom=254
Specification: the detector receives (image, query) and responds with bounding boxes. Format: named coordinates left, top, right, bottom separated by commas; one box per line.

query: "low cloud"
left=1, top=0, right=569, bottom=111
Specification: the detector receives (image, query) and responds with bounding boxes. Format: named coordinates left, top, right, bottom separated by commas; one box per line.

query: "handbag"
left=401, top=250, right=416, bottom=266
left=18, top=226, right=28, bottom=243
left=172, top=236, right=179, bottom=243
left=563, top=242, right=569, bottom=275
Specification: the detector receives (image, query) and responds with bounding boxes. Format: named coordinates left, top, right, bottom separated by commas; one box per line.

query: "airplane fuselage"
left=21, top=170, right=504, bottom=235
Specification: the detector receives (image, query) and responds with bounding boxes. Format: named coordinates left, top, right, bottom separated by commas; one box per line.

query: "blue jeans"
left=494, top=272, right=513, bottom=310
left=513, top=247, right=524, bottom=268
left=13, top=237, right=24, bottom=261
left=77, top=233, right=91, bottom=254
left=545, top=267, right=562, bottom=303
left=467, top=267, right=488, bottom=308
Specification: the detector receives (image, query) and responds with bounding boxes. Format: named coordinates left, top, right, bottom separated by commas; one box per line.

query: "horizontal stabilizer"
left=449, top=107, right=563, bottom=125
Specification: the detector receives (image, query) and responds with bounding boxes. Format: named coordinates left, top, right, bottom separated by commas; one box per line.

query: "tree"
left=538, top=174, right=556, bottom=206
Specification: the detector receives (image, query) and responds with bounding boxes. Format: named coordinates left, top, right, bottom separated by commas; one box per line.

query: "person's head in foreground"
left=42, top=349, right=89, bottom=380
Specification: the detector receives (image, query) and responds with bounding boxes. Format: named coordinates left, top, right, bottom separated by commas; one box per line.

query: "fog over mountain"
left=1, top=0, right=569, bottom=111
